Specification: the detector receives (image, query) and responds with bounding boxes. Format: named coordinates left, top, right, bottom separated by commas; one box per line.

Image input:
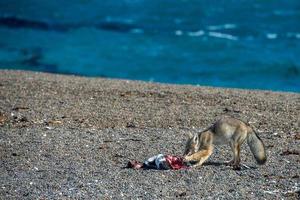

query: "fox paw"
left=184, top=155, right=193, bottom=161
left=225, top=160, right=241, bottom=170
left=225, top=160, right=235, bottom=166
left=233, top=164, right=241, bottom=170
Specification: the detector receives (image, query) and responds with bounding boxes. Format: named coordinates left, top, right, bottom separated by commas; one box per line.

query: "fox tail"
left=247, top=130, right=267, bottom=165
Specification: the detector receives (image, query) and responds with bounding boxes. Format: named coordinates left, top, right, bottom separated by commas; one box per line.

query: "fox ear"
left=193, top=133, right=199, bottom=143
left=193, top=134, right=200, bottom=150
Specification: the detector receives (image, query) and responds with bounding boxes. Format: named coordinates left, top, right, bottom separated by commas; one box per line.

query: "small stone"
left=0, top=114, right=7, bottom=125
left=45, top=126, right=54, bottom=130
left=294, top=133, right=300, bottom=140
left=19, top=116, right=28, bottom=122
left=47, top=120, right=62, bottom=125
left=224, top=107, right=230, bottom=112
left=126, top=122, right=136, bottom=128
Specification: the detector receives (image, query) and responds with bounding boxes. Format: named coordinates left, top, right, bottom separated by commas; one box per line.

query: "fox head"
left=183, top=132, right=200, bottom=156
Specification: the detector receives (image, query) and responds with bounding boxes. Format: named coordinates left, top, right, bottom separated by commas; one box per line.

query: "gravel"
left=0, top=70, right=299, bottom=199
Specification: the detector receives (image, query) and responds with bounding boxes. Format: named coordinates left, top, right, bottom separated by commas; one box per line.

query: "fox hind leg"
left=229, top=142, right=242, bottom=170
left=234, top=143, right=241, bottom=170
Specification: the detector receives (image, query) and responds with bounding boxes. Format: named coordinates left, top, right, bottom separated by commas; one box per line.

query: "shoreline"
left=0, top=70, right=299, bottom=199
left=2, top=69, right=299, bottom=94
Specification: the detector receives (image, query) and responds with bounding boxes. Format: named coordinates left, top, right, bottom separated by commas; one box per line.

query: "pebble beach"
left=0, top=70, right=299, bottom=199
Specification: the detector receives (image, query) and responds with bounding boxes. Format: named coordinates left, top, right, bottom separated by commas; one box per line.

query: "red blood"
left=165, top=155, right=188, bottom=170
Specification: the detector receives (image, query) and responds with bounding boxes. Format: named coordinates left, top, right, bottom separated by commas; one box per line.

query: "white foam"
left=208, top=32, right=238, bottom=40
left=188, top=30, right=205, bottom=37
left=266, top=33, right=277, bottom=39
left=207, top=24, right=237, bottom=31
left=175, top=30, right=183, bottom=36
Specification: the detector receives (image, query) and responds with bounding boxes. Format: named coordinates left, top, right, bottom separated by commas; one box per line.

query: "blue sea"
left=0, top=0, right=299, bottom=92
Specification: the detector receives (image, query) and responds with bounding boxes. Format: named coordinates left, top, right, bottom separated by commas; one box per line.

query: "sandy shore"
left=0, top=70, right=299, bottom=199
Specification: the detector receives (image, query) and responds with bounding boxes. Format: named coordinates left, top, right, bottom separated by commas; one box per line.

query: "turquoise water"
left=0, top=0, right=299, bottom=92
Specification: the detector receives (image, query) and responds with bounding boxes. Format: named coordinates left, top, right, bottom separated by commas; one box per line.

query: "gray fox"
left=184, top=117, right=267, bottom=169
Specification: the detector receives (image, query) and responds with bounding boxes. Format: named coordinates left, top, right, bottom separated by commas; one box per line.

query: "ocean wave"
left=208, top=32, right=238, bottom=41
left=174, top=30, right=206, bottom=37
left=187, top=30, right=205, bottom=37
left=174, top=30, right=183, bottom=36
left=287, top=32, right=300, bottom=39
left=266, top=33, right=277, bottom=39
left=207, top=24, right=237, bottom=31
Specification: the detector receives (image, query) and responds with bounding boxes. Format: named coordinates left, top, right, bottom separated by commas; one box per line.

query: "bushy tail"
left=247, top=131, right=267, bottom=165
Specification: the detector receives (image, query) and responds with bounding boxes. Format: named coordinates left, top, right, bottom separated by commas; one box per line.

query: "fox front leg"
left=184, top=155, right=203, bottom=168
left=185, top=148, right=213, bottom=168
